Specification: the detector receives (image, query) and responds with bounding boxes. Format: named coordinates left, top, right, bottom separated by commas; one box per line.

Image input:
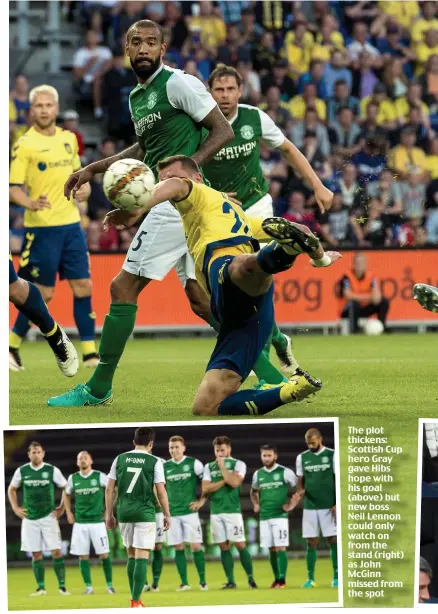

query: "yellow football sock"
left=9, top=331, right=24, bottom=349
left=279, top=382, right=292, bottom=404
left=44, top=323, right=58, bottom=338
left=81, top=340, right=97, bottom=356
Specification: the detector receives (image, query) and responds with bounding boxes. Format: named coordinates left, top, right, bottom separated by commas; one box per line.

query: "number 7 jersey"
left=108, top=450, right=165, bottom=524
left=172, top=179, right=258, bottom=295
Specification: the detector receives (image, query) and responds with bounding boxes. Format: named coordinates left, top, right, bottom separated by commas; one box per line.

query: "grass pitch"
left=9, top=333, right=437, bottom=424
left=7, top=558, right=337, bottom=610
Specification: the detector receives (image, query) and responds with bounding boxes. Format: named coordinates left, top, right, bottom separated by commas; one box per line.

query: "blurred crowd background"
left=9, top=0, right=438, bottom=253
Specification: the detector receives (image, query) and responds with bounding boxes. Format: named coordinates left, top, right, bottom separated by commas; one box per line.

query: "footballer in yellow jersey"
left=54, top=155, right=340, bottom=417
left=9, top=85, right=98, bottom=370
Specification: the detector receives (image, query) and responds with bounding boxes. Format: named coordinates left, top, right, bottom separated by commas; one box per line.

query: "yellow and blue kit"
left=172, top=179, right=275, bottom=380
left=9, top=126, right=89, bottom=286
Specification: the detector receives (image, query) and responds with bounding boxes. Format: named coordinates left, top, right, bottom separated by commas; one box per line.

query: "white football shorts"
left=70, top=522, right=109, bottom=556
left=302, top=509, right=337, bottom=539
left=210, top=513, right=245, bottom=544
left=21, top=514, right=62, bottom=552
left=260, top=518, right=289, bottom=548
left=122, top=201, right=196, bottom=287
left=167, top=513, right=203, bottom=546
left=245, top=193, right=274, bottom=219
left=119, top=521, right=156, bottom=550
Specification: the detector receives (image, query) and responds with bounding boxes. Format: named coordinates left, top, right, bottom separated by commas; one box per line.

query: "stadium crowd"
left=9, top=0, right=438, bottom=252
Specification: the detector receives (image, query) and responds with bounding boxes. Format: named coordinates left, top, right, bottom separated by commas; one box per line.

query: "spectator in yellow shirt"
left=188, top=0, right=226, bottom=49
left=411, top=1, right=438, bottom=45
left=395, top=81, right=430, bottom=125
left=427, top=137, right=438, bottom=179
left=389, top=126, right=428, bottom=180
left=378, top=0, right=419, bottom=31
left=416, top=29, right=438, bottom=75
left=288, top=83, right=326, bottom=121
left=312, top=15, right=345, bottom=62
left=360, top=83, right=397, bottom=129
left=282, top=20, right=313, bottom=78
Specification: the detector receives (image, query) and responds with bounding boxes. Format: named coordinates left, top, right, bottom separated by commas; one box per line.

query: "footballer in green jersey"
left=106, top=427, right=170, bottom=608
left=7, top=441, right=68, bottom=597
left=296, top=428, right=338, bottom=589
left=64, top=451, right=115, bottom=594
left=202, top=435, right=257, bottom=590
left=143, top=454, right=167, bottom=594
left=251, top=444, right=299, bottom=588
left=164, top=435, right=207, bottom=591
left=50, top=18, right=234, bottom=409
left=202, top=64, right=334, bottom=380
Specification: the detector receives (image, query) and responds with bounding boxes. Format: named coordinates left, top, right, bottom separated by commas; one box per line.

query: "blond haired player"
left=9, top=85, right=98, bottom=371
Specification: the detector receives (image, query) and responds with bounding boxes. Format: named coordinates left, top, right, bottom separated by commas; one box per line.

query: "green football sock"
left=253, top=347, right=288, bottom=384
left=277, top=550, right=288, bottom=581
left=79, top=559, right=92, bottom=587
left=101, top=557, right=113, bottom=587
left=87, top=303, right=138, bottom=398
left=53, top=557, right=66, bottom=589
left=269, top=550, right=279, bottom=581
left=330, top=543, right=338, bottom=579
left=32, top=559, right=45, bottom=589
left=238, top=547, right=254, bottom=580
left=271, top=322, right=288, bottom=351
left=220, top=549, right=235, bottom=584
left=306, top=547, right=317, bottom=581
left=127, top=557, right=135, bottom=595
left=152, top=549, right=163, bottom=586
left=132, top=559, right=148, bottom=602
left=193, top=550, right=206, bottom=584
left=175, top=549, right=188, bottom=585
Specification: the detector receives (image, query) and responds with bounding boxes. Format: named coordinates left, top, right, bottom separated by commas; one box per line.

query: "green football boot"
left=48, top=384, right=113, bottom=407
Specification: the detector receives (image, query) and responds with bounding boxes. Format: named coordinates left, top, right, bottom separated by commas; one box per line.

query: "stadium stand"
left=8, top=1, right=438, bottom=333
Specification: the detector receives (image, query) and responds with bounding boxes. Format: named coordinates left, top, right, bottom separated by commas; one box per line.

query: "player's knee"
left=52, top=549, right=62, bottom=559
left=307, top=538, right=318, bottom=548
left=174, top=544, right=184, bottom=551
left=155, top=543, right=163, bottom=551
left=71, top=278, right=93, bottom=298
left=80, top=555, right=90, bottom=561
left=192, top=400, right=219, bottom=416
left=39, top=286, right=55, bottom=303
left=110, top=272, right=138, bottom=303
left=99, top=553, right=108, bottom=559
left=9, top=278, right=27, bottom=306
left=32, top=552, right=43, bottom=561
left=218, top=542, right=229, bottom=551
left=191, top=543, right=201, bottom=552
left=328, top=536, right=337, bottom=545
left=235, top=542, right=245, bottom=550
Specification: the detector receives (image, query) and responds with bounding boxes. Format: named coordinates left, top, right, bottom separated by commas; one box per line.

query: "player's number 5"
left=126, top=467, right=142, bottom=493
left=222, top=202, right=249, bottom=234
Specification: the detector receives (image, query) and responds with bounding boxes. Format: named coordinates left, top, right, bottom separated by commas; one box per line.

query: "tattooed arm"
left=191, top=106, right=234, bottom=167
